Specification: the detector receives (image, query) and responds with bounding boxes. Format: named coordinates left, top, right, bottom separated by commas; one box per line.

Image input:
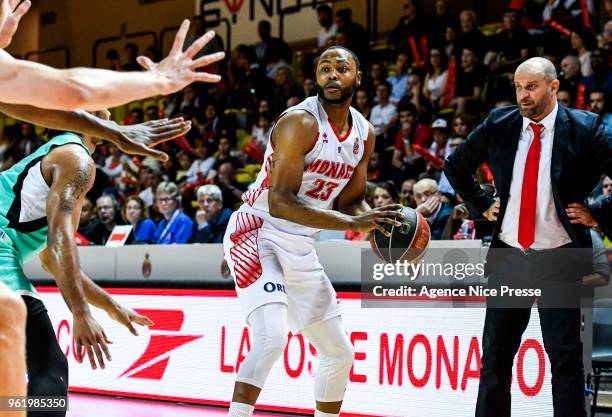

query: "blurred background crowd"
left=1, top=0, right=611, bottom=246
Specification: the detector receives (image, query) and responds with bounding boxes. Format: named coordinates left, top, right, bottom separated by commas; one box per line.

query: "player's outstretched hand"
left=111, top=117, right=191, bottom=161
left=349, top=204, right=404, bottom=237
left=0, top=0, right=31, bottom=49
left=73, top=314, right=112, bottom=370
left=137, top=19, right=225, bottom=95
left=107, top=304, right=154, bottom=337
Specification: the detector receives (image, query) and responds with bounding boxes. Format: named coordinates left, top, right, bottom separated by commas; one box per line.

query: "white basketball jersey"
left=240, top=96, right=370, bottom=236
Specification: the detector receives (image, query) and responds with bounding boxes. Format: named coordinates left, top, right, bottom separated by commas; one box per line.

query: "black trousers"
left=476, top=244, right=588, bottom=417
left=23, top=296, right=68, bottom=417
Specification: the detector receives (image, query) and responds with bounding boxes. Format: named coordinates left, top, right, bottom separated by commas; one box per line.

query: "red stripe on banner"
left=409, top=36, right=421, bottom=67
left=580, top=0, right=591, bottom=28
left=68, top=386, right=395, bottom=417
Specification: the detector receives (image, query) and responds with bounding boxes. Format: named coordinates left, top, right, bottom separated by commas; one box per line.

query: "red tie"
left=518, top=123, right=542, bottom=249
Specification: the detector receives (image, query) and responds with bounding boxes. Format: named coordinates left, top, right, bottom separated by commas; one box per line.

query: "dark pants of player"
left=476, top=243, right=587, bottom=417
left=23, top=296, right=68, bottom=417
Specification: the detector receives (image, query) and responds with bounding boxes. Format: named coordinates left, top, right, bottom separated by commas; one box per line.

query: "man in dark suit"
left=444, top=57, right=612, bottom=417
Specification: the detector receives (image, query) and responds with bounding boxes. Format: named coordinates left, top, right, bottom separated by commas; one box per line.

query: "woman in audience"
left=423, top=47, right=448, bottom=109
left=154, top=182, right=193, bottom=244
left=122, top=196, right=157, bottom=244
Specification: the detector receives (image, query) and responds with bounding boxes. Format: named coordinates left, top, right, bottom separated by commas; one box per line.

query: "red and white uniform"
left=223, top=96, right=370, bottom=331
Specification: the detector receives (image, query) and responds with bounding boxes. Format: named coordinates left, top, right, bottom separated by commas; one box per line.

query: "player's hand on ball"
left=483, top=198, right=500, bottom=221
left=108, top=304, right=154, bottom=336
left=349, top=204, right=404, bottom=237
left=137, top=19, right=225, bottom=95
left=73, top=313, right=112, bottom=370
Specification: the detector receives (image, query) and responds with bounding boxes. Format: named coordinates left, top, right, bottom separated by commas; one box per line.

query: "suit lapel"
left=551, top=106, right=569, bottom=186
left=498, top=114, right=523, bottom=199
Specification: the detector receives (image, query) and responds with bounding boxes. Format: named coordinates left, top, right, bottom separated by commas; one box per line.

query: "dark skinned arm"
left=0, top=102, right=191, bottom=160
left=268, top=112, right=401, bottom=235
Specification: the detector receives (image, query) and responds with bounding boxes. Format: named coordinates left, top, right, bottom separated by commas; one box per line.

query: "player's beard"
left=316, top=81, right=356, bottom=105
left=518, top=89, right=551, bottom=119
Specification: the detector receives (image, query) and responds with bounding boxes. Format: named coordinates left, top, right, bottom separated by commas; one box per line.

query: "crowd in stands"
left=1, top=0, right=611, bottom=246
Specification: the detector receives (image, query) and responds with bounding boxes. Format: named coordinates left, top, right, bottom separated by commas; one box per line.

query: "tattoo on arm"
left=59, top=164, right=92, bottom=213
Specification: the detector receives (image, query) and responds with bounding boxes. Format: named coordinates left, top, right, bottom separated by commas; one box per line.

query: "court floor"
left=66, top=393, right=286, bottom=417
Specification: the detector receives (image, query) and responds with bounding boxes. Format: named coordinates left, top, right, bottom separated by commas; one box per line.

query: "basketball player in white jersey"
left=224, top=46, right=403, bottom=417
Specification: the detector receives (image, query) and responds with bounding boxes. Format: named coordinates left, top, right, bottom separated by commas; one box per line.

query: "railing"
left=25, top=45, right=71, bottom=68
left=92, top=30, right=158, bottom=68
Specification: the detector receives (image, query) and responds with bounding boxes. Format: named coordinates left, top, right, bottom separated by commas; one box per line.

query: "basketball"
left=370, top=206, right=431, bottom=263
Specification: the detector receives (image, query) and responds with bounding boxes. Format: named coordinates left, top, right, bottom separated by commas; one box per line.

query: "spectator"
left=122, top=43, right=140, bottom=71
left=254, top=20, right=292, bottom=65
left=413, top=178, right=451, bottom=240
left=488, top=8, right=534, bottom=74
left=363, top=62, right=388, bottom=99
left=367, top=151, right=383, bottom=182
left=138, top=167, right=162, bottom=209
left=334, top=8, right=370, bottom=68
left=302, top=77, right=316, bottom=98
left=581, top=48, right=612, bottom=99
left=210, top=137, right=243, bottom=176
left=601, top=20, right=612, bottom=50
left=559, top=54, right=582, bottom=104
left=571, top=25, right=598, bottom=77
left=122, top=196, right=157, bottom=244
left=100, top=145, right=129, bottom=182
left=428, top=118, right=450, bottom=167
left=264, top=45, right=290, bottom=80
left=396, top=101, right=432, bottom=148
left=176, top=151, right=193, bottom=183
left=603, top=176, right=612, bottom=198
left=452, top=46, right=486, bottom=114
left=369, top=81, right=397, bottom=147
left=430, top=0, right=457, bottom=48
left=76, top=197, right=96, bottom=245
left=557, top=90, right=572, bottom=107
left=387, top=51, right=410, bottom=104
left=186, top=138, right=216, bottom=184
left=354, top=88, right=373, bottom=120
left=423, top=47, right=448, bottom=107
left=402, top=72, right=433, bottom=123
left=192, top=184, right=232, bottom=243
left=317, top=5, right=337, bottom=48
left=105, top=49, right=121, bottom=70
left=400, top=178, right=417, bottom=208
left=83, top=194, right=121, bottom=245
left=388, top=0, right=429, bottom=56
left=589, top=89, right=612, bottom=134
left=146, top=105, right=160, bottom=121
left=444, top=23, right=459, bottom=59
left=272, top=67, right=302, bottom=114
left=373, top=181, right=400, bottom=208
left=391, top=113, right=426, bottom=181
left=215, top=162, right=245, bottom=210
left=455, top=10, right=488, bottom=59
left=15, top=123, right=43, bottom=159
left=155, top=182, right=193, bottom=244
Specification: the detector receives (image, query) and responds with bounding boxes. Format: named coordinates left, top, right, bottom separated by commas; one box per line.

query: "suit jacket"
left=430, top=202, right=452, bottom=240
left=443, top=105, right=612, bottom=249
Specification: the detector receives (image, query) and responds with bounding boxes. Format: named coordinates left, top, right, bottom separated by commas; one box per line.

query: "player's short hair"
left=320, top=45, right=361, bottom=71
left=197, top=184, right=223, bottom=203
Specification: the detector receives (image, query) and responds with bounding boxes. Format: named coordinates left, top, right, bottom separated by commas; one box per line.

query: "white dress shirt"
left=499, top=101, right=572, bottom=249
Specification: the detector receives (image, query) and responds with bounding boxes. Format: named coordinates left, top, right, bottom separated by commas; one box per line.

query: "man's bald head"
left=514, top=57, right=560, bottom=121
left=413, top=178, right=439, bottom=206
left=515, top=57, right=557, bottom=83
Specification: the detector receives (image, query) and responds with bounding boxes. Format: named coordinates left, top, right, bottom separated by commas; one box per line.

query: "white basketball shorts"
left=223, top=209, right=341, bottom=332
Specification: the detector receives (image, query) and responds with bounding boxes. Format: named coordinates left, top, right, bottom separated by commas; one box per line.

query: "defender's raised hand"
left=137, top=19, right=225, bottom=95
left=111, top=117, right=192, bottom=161
left=0, top=0, right=31, bottom=48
